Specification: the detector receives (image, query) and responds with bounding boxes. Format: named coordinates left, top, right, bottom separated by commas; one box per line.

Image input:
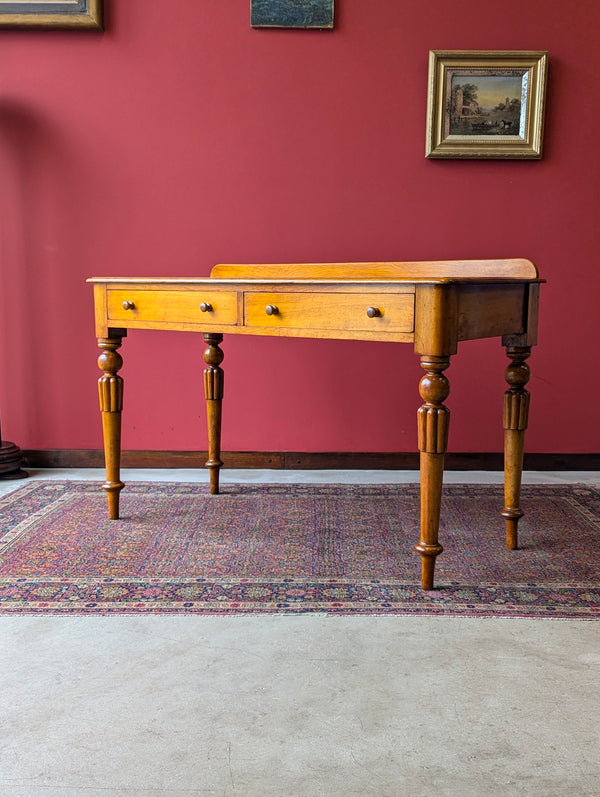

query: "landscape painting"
left=448, top=72, right=526, bottom=137
left=251, top=0, right=334, bottom=28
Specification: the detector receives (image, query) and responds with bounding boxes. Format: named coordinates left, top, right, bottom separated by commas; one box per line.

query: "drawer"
left=107, top=289, right=239, bottom=326
left=244, top=292, right=414, bottom=333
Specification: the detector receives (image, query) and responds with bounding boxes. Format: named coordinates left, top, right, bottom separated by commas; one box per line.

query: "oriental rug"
left=0, top=481, right=599, bottom=618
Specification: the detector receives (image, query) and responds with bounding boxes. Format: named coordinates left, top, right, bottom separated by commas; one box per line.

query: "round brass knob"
left=200, top=302, right=213, bottom=313
left=265, top=304, right=279, bottom=316
left=122, top=300, right=135, bottom=310
left=366, top=306, right=382, bottom=318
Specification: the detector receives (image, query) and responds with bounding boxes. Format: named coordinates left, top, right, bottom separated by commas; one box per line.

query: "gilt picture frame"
left=0, top=0, right=103, bottom=29
left=425, top=50, right=548, bottom=159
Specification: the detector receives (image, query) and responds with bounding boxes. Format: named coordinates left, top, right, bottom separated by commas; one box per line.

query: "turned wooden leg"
left=97, top=334, right=125, bottom=520
left=501, top=346, right=531, bottom=550
left=415, top=355, right=450, bottom=590
left=203, top=333, right=224, bottom=495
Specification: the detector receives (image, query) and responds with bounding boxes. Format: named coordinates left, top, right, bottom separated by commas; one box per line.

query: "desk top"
left=88, top=258, right=541, bottom=285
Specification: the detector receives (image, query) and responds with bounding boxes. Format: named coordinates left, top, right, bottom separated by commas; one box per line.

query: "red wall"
left=0, top=0, right=598, bottom=455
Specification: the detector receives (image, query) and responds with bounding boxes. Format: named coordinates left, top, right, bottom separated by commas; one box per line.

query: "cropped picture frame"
left=251, top=0, right=334, bottom=29
left=425, top=50, right=548, bottom=159
left=0, top=0, right=103, bottom=29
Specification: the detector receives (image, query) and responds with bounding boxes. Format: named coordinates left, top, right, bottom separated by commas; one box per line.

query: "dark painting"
left=251, top=0, right=334, bottom=28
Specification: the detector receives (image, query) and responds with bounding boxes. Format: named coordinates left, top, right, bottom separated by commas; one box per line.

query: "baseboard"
left=21, top=450, right=600, bottom=471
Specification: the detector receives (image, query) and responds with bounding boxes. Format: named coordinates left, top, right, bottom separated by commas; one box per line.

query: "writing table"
left=89, top=259, right=542, bottom=590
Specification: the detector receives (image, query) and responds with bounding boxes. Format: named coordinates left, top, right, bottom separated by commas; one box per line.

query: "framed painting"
left=251, top=0, right=334, bottom=29
left=425, top=51, right=548, bottom=159
left=0, top=0, right=103, bottom=29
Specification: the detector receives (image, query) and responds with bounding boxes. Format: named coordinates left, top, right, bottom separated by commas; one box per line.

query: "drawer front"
left=107, top=289, right=239, bottom=326
left=244, top=292, right=414, bottom=333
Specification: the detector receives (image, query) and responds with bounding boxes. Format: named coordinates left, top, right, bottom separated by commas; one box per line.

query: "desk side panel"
left=502, top=283, right=540, bottom=347
left=457, top=284, right=528, bottom=341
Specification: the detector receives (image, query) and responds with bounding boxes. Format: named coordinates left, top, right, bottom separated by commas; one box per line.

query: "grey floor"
left=1, top=469, right=599, bottom=797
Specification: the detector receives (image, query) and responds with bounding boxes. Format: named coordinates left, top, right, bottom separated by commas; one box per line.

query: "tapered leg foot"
left=417, top=545, right=444, bottom=590
left=207, top=459, right=221, bottom=495
left=503, top=515, right=521, bottom=550
left=203, top=333, right=224, bottom=495
left=105, top=485, right=123, bottom=521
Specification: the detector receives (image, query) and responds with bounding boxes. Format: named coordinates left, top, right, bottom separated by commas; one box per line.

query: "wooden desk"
left=89, top=260, right=542, bottom=590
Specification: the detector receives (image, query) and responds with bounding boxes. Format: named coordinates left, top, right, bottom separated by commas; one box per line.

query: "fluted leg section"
left=415, top=355, right=450, bottom=590
left=97, top=336, right=125, bottom=519
left=502, top=346, right=531, bottom=550
left=203, top=333, right=224, bottom=495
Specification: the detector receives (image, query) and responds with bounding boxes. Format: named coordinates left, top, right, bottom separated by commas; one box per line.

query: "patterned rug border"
left=1, top=480, right=599, bottom=618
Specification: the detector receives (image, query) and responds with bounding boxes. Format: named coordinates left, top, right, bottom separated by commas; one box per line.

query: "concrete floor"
left=1, top=469, right=599, bottom=797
